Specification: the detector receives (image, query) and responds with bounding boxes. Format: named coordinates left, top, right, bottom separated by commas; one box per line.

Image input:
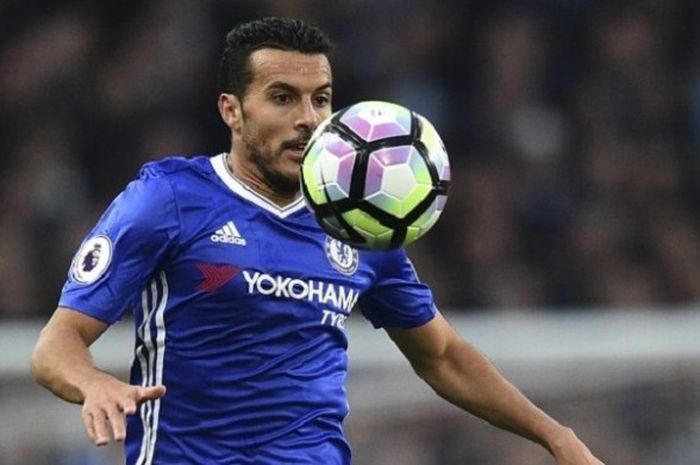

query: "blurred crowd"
left=3, top=0, right=700, bottom=317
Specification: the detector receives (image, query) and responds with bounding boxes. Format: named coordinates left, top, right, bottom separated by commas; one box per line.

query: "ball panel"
left=404, top=225, right=423, bottom=246
left=365, top=191, right=402, bottom=216
left=401, top=182, right=433, bottom=217
left=411, top=195, right=443, bottom=234
left=336, top=153, right=357, bottom=195
left=417, top=114, right=451, bottom=182
left=364, top=156, right=384, bottom=197
left=301, top=163, right=325, bottom=206
left=364, top=145, right=421, bottom=202
left=353, top=224, right=394, bottom=250
left=408, top=149, right=433, bottom=186
left=302, top=131, right=357, bottom=205
left=380, top=164, right=416, bottom=200
left=340, top=101, right=412, bottom=142
left=344, top=208, right=392, bottom=236
left=367, top=145, right=436, bottom=219
left=322, top=208, right=395, bottom=250
left=365, top=161, right=433, bottom=219
left=347, top=208, right=398, bottom=249
left=372, top=145, right=412, bottom=166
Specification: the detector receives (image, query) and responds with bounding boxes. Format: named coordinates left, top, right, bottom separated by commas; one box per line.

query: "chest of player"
left=163, top=206, right=372, bottom=329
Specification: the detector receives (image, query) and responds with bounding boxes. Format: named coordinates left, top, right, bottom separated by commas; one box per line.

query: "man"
left=31, top=17, right=604, bottom=465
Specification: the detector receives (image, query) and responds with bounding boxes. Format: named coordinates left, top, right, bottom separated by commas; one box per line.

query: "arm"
left=31, top=307, right=166, bottom=446
left=386, top=313, right=604, bottom=465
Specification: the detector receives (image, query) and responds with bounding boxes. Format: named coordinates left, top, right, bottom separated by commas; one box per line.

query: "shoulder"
left=137, top=154, right=215, bottom=181
left=361, top=247, right=412, bottom=277
left=129, top=154, right=221, bottom=207
left=106, top=155, right=217, bottom=227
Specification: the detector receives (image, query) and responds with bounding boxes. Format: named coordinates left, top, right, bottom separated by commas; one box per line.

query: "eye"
left=314, top=94, right=331, bottom=107
left=272, top=93, right=293, bottom=105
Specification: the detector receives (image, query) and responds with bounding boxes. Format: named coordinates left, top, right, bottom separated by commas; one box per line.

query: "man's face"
left=235, top=49, right=332, bottom=193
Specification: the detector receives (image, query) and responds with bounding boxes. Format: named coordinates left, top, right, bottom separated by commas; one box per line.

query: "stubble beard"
left=238, top=105, right=309, bottom=196
left=245, top=140, right=300, bottom=195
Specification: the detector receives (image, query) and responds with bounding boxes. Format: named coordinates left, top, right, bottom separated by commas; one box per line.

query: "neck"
left=225, top=152, right=300, bottom=208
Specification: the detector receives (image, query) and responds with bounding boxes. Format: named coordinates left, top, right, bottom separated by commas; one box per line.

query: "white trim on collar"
left=211, top=153, right=307, bottom=218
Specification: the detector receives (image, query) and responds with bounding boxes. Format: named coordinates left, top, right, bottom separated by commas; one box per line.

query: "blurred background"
left=1, top=0, right=700, bottom=463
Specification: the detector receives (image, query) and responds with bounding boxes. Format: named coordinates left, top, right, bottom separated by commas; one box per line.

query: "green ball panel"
left=354, top=224, right=394, bottom=250
left=365, top=192, right=402, bottom=216
left=365, top=181, right=433, bottom=219
left=343, top=208, right=392, bottom=237
left=404, top=226, right=423, bottom=246
left=412, top=196, right=442, bottom=231
left=301, top=164, right=327, bottom=206
left=408, top=150, right=433, bottom=185
left=400, top=183, right=433, bottom=217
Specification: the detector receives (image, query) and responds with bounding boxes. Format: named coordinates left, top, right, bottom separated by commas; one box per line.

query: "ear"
left=218, top=93, right=242, bottom=134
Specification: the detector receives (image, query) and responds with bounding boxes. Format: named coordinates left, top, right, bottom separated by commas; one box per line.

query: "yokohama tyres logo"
left=242, top=270, right=359, bottom=313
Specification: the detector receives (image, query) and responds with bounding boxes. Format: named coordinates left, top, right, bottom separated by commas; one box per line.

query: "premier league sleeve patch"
left=71, top=235, right=113, bottom=284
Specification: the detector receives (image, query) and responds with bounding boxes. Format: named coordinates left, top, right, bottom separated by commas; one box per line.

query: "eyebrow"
left=266, top=82, right=333, bottom=93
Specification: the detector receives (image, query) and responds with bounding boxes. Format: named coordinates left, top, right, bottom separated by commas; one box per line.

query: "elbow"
left=410, top=357, right=451, bottom=397
left=30, top=343, right=46, bottom=385
left=409, top=343, right=471, bottom=402
left=30, top=334, right=52, bottom=388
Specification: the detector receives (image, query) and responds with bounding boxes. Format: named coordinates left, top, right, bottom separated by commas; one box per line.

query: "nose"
left=295, top=98, right=322, bottom=132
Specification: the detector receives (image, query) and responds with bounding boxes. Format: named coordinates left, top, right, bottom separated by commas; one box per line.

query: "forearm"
left=416, top=340, right=567, bottom=453
left=31, top=324, right=109, bottom=404
left=391, top=315, right=604, bottom=464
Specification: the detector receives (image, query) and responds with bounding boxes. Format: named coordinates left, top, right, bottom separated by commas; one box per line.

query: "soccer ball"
left=300, top=100, right=451, bottom=251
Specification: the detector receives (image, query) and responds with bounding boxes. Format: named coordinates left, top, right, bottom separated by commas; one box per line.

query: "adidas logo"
left=210, top=221, right=247, bottom=246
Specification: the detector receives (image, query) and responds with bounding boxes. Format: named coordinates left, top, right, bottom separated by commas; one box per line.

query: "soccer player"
left=31, top=17, right=604, bottom=465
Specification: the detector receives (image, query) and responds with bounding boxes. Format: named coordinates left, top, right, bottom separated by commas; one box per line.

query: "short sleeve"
left=59, top=169, right=179, bottom=324
left=359, top=249, right=437, bottom=329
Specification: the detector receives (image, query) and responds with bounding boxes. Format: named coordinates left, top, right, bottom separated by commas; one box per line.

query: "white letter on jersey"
left=321, top=309, right=346, bottom=328
left=338, top=287, right=359, bottom=313
left=242, top=270, right=260, bottom=294
left=307, top=280, right=324, bottom=302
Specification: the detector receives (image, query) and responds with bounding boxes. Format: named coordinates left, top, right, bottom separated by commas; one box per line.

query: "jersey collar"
left=211, top=153, right=307, bottom=218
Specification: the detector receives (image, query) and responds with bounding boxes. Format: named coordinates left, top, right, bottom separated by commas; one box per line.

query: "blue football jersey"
left=59, top=153, right=437, bottom=465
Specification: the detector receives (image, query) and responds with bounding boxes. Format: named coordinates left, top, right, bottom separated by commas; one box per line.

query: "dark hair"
left=218, top=17, right=334, bottom=97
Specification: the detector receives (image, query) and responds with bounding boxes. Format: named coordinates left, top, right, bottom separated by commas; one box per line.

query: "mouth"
left=282, top=140, right=309, bottom=160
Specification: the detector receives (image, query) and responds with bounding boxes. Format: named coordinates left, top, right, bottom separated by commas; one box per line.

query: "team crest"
left=325, top=237, right=359, bottom=275
left=71, top=235, right=113, bottom=284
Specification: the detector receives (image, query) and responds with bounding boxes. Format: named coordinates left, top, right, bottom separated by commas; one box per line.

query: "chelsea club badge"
left=325, top=237, right=359, bottom=275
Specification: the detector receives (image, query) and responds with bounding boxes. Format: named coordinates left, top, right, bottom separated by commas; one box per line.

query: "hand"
left=80, top=373, right=166, bottom=446
left=550, top=427, right=605, bottom=465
